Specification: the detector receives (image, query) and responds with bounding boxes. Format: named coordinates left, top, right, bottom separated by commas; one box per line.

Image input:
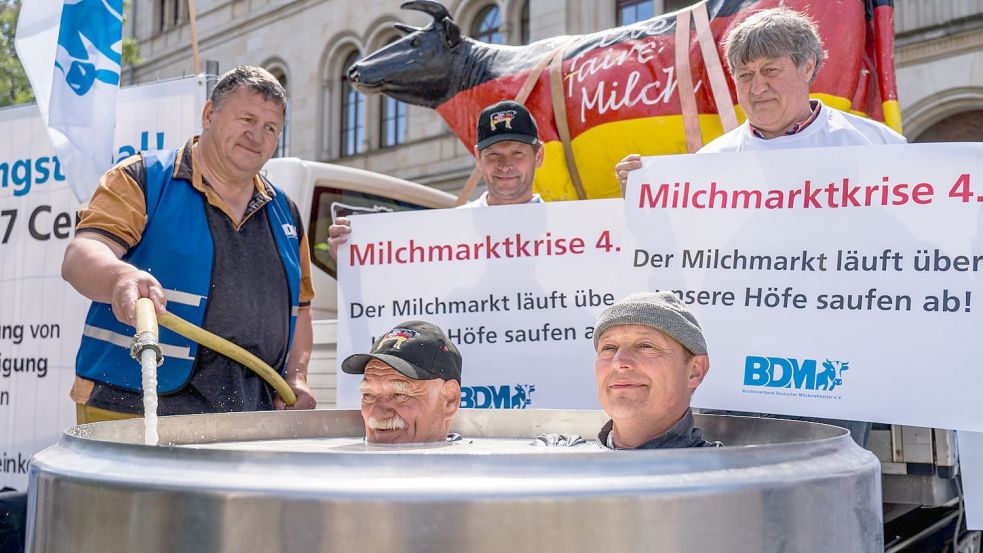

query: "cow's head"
left=348, top=1, right=464, bottom=108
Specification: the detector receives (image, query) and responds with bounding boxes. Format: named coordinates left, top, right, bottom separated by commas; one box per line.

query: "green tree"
left=0, top=0, right=142, bottom=108
left=0, top=0, right=32, bottom=107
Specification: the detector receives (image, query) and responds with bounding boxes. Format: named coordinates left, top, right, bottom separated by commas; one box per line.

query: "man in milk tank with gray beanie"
left=592, top=292, right=720, bottom=449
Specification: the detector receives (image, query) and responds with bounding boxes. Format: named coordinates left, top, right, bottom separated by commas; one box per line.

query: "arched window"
left=914, top=110, right=983, bottom=142
left=379, top=38, right=408, bottom=148
left=472, top=5, right=505, bottom=45
left=340, top=52, right=365, bottom=157
left=520, top=1, right=530, bottom=45
left=267, top=66, right=290, bottom=158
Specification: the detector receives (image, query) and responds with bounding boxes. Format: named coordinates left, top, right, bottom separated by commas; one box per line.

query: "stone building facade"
left=894, top=0, right=983, bottom=142
left=125, top=0, right=983, bottom=195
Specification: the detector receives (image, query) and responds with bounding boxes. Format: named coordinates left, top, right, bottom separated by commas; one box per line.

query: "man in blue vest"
left=62, top=66, right=317, bottom=423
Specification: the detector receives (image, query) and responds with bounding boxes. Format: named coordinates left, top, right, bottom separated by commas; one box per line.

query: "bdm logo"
left=744, top=357, right=850, bottom=392
left=461, top=384, right=535, bottom=409
left=56, top=0, right=124, bottom=96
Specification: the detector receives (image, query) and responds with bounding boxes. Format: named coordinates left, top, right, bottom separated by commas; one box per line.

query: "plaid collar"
left=750, top=99, right=821, bottom=139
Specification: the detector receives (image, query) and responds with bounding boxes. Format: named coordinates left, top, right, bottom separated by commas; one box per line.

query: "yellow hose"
left=157, top=311, right=297, bottom=406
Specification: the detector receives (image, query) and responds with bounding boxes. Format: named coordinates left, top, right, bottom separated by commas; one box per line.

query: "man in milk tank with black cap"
left=342, top=321, right=463, bottom=444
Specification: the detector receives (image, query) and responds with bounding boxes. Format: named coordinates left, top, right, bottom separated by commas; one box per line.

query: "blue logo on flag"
left=55, top=0, right=123, bottom=96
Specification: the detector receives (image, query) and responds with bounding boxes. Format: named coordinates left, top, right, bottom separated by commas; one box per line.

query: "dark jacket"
left=598, top=409, right=722, bottom=449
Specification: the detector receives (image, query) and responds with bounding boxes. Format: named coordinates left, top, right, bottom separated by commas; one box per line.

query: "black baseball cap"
left=341, top=321, right=462, bottom=383
left=476, top=100, right=540, bottom=151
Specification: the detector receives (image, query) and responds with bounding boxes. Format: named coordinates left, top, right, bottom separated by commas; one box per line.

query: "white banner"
left=337, top=143, right=983, bottom=435
left=337, top=199, right=625, bottom=410
left=624, top=143, right=983, bottom=432
left=0, top=76, right=204, bottom=490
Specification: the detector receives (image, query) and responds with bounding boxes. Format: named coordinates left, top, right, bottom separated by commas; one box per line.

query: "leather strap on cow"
left=454, top=158, right=485, bottom=207
left=675, top=8, right=703, bottom=153
left=454, top=39, right=576, bottom=206
left=692, top=1, right=739, bottom=132
left=549, top=40, right=587, bottom=200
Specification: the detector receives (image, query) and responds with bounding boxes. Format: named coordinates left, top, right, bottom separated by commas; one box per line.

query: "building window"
left=520, top=1, right=530, bottom=45
left=340, top=52, right=365, bottom=157
left=664, top=0, right=695, bottom=12
left=472, top=5, right=505, bottom=45
left=378, top=38, right=407, bottom=148
left=268, top=66, right=290, bottom=158
left=617, top=0, right=654, bottom=25
left=617, top=0, right=694, bottom=25
left=380, top=96, right=407, bottom=148
left=158, top=0, right=185, bottom=32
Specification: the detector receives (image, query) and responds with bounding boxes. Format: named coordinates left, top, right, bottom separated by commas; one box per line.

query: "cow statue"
left=350, top=0, right=900, bottom=201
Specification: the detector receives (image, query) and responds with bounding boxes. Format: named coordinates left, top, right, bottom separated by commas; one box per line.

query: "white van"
left=261, top=157, right=456, bottom=406
left=263, top=157, right=457, bottom=319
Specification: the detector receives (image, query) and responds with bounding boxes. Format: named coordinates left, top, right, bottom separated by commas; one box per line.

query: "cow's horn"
left=393, top=22, right=420, bottom=35
left=400, top=0, right=452, bottom=23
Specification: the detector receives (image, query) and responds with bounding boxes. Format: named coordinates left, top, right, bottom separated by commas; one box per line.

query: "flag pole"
left=187, top=0, right=202, bottom=75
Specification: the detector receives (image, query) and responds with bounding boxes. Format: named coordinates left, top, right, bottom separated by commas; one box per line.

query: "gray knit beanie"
left=593, top=291, right=708, bottom=355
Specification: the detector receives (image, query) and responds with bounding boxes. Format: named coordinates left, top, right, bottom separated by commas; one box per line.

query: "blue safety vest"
left=76, top=149, right=301, bottom=393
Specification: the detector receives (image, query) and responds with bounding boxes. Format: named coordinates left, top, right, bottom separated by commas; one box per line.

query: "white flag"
left=15, top=0, right=123, bottom=202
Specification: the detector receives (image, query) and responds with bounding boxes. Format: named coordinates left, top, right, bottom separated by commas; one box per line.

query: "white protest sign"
left=0, top=76, right=204, bottom=490
left=623, top=143, right=982, bottom=432
left=337, top=199, right=628, bottom=410
left=338, top=143, right=983, bottom=436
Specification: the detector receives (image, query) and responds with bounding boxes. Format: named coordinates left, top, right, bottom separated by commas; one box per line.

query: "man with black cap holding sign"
left=461, top=99, right=545, bottom=207
left=342, top=320, right=462, bottom=444
left=326, top=100, right=545, bottom=249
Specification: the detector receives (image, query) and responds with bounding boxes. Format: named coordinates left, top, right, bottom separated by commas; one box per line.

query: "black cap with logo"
left=341, top=320, right=462, bottom=383
left=476, top=100, right=540, bottom=151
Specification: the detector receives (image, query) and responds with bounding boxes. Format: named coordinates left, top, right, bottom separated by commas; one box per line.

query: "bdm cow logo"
left=55, top=0, right=124, bottom=96
left=743, top=356, right=850, bottom=399
left=461, top=384, right=535, bottom=409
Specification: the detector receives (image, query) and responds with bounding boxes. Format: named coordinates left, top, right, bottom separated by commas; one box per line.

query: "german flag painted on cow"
left=357, top=0, right=900, bottom=202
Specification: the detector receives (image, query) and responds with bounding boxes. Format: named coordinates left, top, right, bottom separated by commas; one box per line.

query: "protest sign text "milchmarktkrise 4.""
left=338, top=144, right=983, bottom=435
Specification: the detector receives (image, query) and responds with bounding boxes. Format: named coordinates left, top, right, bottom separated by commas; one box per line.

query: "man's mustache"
left=367, top=415, right=407, bottom=431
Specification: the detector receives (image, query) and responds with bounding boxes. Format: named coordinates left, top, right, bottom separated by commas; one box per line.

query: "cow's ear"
left=443, top=17, right=461, bottom=47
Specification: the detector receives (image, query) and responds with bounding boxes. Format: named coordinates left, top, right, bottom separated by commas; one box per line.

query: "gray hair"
left=210, top=65, right=287, bottom=115
left=724, top=7, right=824, bottom=84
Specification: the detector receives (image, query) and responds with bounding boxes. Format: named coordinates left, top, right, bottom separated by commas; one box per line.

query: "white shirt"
left=459, top=191, right=544, bottom=208
left=698, top=100, right=906, bottom=153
